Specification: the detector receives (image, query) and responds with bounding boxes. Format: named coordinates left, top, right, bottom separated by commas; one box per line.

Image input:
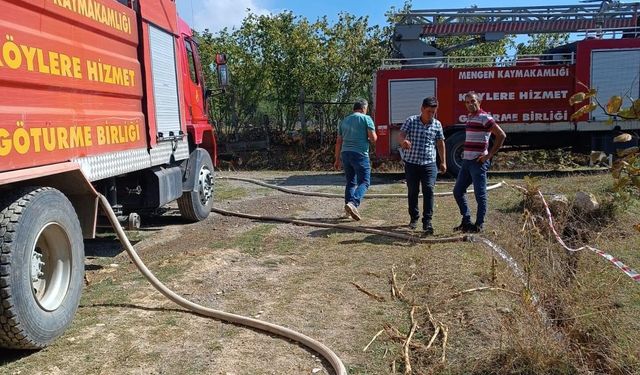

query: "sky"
left=176, top=0, right=584, bottom=34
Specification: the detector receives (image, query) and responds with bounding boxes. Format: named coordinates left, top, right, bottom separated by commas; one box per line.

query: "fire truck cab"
left=0, top=0, right=225, bottom=349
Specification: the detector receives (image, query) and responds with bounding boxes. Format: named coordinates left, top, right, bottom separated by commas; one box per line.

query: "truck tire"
left=178, top=150, right=214, bottom=222
left=0, top=187, right=84, bottom=349
left=446, top=131, right=465, bottom=177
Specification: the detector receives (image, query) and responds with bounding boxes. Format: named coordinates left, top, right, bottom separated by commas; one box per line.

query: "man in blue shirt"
left=334, top=99, right=377, bottom=221
left=399, top=97, right=447, bottom=234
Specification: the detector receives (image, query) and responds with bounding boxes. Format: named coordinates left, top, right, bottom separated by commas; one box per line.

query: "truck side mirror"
left=214, top=53, right=229, bottom=91
left=217, top=64, right=229, bottom=90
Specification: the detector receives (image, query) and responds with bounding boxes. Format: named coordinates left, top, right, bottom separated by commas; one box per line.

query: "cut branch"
left=391, top=265, right=409, bottom=303
left=363, top=329, right=384, bottom=352
left=425, top=305, right=438, bottom=331
left=425, top=325, right=441, bottom=350
left=399, top=273, right=416, bottom=295
left=403, top=306, right=418, bottom=375
left=441, top=324, right=449, bottom=363
left=448, top=286, right=519, bottom=301
left=351, top=282, right=386, bottom=302
left=383, top=325, right=429, bottom=351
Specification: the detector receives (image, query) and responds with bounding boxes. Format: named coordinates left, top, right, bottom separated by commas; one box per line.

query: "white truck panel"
left=591, top=49, right=640, bottom=121
left=389, top=79, right=436, bottom=124
left=149, top=25, right=182, bottom=138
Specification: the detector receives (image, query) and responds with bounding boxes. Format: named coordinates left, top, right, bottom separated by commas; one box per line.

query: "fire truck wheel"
left=178, top=150, right=214, bottom=222
left=446, top=131, right=465, bottom=177
left=0, top=187, right=84, bottom=349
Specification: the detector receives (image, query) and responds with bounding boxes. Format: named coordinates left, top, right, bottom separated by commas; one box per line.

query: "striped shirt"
left=400, top=115, right=444, bottom=165
left=463, top=110, right=496, bottom=160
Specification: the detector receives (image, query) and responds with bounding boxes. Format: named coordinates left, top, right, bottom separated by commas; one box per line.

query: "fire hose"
left=211, top=177, right=555, bottom=328
left=180, top=173, right=638, bottom=368
left=211, top=209, right=554, bottom=330
left=102, top=174, right=610, bottom=373
left=98, top=194, right=348, bottom=375
left=217, top=176, right=505, bottom=198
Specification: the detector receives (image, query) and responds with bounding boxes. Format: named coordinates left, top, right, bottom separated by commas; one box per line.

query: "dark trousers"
left=404, top=162, right=437, bottom=224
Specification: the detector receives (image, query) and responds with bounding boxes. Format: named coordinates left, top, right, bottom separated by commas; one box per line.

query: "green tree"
left=516, top=33, right=570, bottom=55
left=196, top=10, right=386, bottom=138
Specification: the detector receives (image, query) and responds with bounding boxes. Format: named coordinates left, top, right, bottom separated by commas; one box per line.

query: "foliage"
left=570, top=90, right=640, bottom=200
left=515, top=33, right=570, bottom=55
left=195, top=11, right=387, bottom=140
left=611, top=140, right=640, bottom=199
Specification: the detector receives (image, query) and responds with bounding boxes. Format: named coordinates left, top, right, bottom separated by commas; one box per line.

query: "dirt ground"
left=1, top=171, right=639, bottom=374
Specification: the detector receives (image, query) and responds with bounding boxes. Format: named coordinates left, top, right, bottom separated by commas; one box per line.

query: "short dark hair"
left=353, top=99, right=368, bottom=111
left=464, top=91, right=479, bottom=101
left=422, top=97, right=438, bottom=107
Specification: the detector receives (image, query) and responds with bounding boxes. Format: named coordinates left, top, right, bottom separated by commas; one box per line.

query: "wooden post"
left=299, top=88, right=306, bottom=148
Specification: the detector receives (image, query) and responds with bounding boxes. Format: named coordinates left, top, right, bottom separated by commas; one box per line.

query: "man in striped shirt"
left=453, top=92, right=506, bottom=233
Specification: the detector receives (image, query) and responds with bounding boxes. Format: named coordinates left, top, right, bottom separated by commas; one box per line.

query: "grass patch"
left=82, top=277, right=134, bottom=306
left=255, top=187, right=276, bottom=196
left=3, top=172, right=638, bottom=375
left=214, top=180, right=248, bottom=201
left=208, top=240, right=226, bottom=250
left=150, top=262, right=187, bottom=280
left=208, top=224, right=295, bottom=255
left=274, top=238, right=298, bottom=254
left=208, top=224, right=276, bottom=256
left=483, top=175, right=640, bottom=373
left=235, top=224, right=275, bottom=256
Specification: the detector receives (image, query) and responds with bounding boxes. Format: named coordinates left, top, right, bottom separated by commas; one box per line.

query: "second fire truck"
left=374, top=2, right=640, bottom=174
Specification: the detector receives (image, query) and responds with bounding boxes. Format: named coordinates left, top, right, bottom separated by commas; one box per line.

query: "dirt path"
left=2, top=171, right=638, bottom=374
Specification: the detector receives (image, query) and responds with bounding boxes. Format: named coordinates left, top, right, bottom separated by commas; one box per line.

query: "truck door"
left=182, top=37, right=208, bottom=125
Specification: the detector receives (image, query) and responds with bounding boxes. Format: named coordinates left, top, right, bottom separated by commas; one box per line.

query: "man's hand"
left=400, top=139, right=411, bottom=150
left=477, top=154, right=490, bottom=163
left=334, top=159, right=341, bottom=170
left=438, top=162, right=447, bottom=174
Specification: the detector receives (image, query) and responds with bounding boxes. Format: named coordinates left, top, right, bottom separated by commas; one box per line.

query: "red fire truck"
left=374, top=2, right=640, bottom=175
left=0, top=0, right=225, bottom=349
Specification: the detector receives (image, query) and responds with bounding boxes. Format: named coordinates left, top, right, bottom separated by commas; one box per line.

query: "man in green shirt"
left=334, top=99, right=377, bottom=220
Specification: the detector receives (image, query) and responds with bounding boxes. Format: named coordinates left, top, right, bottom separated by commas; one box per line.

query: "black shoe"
left=408, top=219, right=419, bottom=230
left=423, top=222, right=434, bottom=235
left=453, top=221, right=473, bottom=232
left=468, top=223, right=484, bottom=233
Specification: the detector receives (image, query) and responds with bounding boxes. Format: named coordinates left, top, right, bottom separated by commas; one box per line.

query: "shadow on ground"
left=0, top=350, right=34, bottom=365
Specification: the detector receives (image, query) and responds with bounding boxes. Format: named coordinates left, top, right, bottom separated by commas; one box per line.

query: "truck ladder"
left=396, top=2, right=639, bottom=37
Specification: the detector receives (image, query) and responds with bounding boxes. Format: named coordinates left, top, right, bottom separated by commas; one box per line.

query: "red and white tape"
left=537, top=191, right=640, bottom=284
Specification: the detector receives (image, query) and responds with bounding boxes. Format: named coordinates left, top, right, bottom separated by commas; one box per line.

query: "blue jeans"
left=341, top=151, right=371, bottom=207
left=405, top=162, right=437, bottom=224
left=453, top=159, right=491, bottom=227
